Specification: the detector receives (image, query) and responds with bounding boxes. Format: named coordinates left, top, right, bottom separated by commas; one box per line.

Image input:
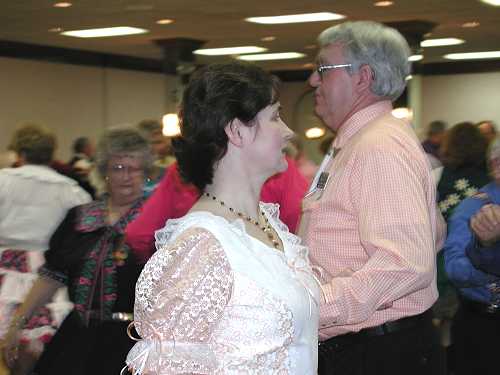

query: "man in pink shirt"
left=126, top=157, right=307, bottom=263
left=300, top=21, right=446, bottom=374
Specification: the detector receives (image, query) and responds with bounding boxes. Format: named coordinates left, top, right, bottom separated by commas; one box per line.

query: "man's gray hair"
left=318, top=21, right=411, bottom=101
left=95, top=125, right=153, bottom=179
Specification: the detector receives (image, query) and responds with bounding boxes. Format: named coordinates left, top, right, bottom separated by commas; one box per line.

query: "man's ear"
left=225, top=119, right=244, bottom=147
left=356, top=64, right=374, bottom=93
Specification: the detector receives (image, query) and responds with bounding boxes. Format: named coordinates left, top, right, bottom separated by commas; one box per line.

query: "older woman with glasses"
left=2, top=126, right=152, bottom=375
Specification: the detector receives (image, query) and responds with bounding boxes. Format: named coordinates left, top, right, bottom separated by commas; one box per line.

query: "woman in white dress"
left=126, top=62, right=320, bottom=374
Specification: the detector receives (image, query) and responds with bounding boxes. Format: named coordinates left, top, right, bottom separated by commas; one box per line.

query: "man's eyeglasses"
left=315, top=63, right=352, bottom=79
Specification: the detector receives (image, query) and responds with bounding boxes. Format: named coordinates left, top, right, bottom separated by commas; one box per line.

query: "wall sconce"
left=391, top=107, right=413, bottom=120
left=162, top=113, right=180, bottom=136
left=305, top=127, right=326, bottom=139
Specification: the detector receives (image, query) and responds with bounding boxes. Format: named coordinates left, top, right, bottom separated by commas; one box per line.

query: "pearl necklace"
left=204, top=192, right=282, bottom=250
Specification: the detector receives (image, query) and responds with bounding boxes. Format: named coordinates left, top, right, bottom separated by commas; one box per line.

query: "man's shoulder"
left=352, top=115, right=422, bottom=160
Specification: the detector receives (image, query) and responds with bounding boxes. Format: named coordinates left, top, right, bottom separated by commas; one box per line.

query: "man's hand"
left=470, top=204, right=500, bottom=246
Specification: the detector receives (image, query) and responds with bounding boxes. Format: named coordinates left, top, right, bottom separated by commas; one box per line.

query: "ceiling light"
left=245, top=12, right=345, bottom=25
left=444, top=51, right=500, bottom=60
left=48, top=27, right=64, bottom=33
left=374, top=1, right=394, bottom=6
left=237, top=52, right=306, bottom=61
left=61, top=26, right=149, bottom=38
left=421, top=38, right=465, bottom=47
left=261, top=36, right=276, bottom=42
left=53, top=2, right=72, bottom=7
left=408, top=54, right=423, bottom=61
left=405, top=75, right=413, bottom=81
left=156, top=19, right=173, bottom=25
left=305, top=127, right=326, bottom=139
left=462, top=21, right=480, bottom=28
left=194, top=46, right=267, bottom=56
left=480, top=0, right=500, bottom=6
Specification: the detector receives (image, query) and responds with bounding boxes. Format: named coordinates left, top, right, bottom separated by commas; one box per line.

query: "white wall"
left=420, top=72, right=500, bottom=131
left=1, top=55, right=499, bottom=162
left=0, top=57, right=173, bottom=161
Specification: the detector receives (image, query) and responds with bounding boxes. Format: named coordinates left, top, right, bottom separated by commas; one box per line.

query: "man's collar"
left=333, top=100, right=393, bottom=149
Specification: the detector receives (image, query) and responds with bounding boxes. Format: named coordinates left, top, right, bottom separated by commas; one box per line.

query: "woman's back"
left=0, top=164, right=90, bottom=251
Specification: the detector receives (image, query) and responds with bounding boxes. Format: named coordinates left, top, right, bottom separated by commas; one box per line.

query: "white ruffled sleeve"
left=126, top=227, right=233, bottom=374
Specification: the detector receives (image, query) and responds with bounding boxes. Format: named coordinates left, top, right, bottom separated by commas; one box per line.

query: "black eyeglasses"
left=315, top=63, right=352, bottom=79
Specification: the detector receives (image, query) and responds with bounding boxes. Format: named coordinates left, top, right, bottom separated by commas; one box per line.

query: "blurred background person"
left=438, top=122, right=490, bottom=218
left=68, top=136, right=96, bottom=198
left=422, top=120, right=447, bottom=166
left=477, top=120, right=497, bottom=145
left=284, top=137, right=318, bottom=183
left=68, top=136, right=94, bottom=171
left=443, top=136, right=500, bottom=375
left=0, top=123, right=91, bottom=374
left=137, top=119, right=175, bottom=167
left=434, top=121, right=491, bottom=372
left=2, top=126, right=152, bottom=375
left=137, top=119, right=173, bottom=196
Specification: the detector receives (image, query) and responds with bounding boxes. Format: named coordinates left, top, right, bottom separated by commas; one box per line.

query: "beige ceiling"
left=1, top=0, right=499, bottom=71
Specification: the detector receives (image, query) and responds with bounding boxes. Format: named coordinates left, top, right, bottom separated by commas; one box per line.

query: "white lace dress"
left=126, top=202, right=319, bottom=374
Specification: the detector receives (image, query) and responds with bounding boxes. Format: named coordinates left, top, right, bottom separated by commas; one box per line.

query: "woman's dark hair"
left=440, top=122, right=488, bottom=169
left=173, top=61, right=280, bottom=191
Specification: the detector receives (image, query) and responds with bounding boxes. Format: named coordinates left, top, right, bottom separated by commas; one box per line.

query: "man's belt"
left=320, top=309, right=431, bottom=346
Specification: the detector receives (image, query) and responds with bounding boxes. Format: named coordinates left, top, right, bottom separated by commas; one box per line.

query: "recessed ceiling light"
left=480, top=0, right=500, bottom=6
left=444, top=51, right=500, bottom=60
left=374, top=1, right=394, bottom=6
left=61, top=26, right=149, bottom=38
left=462, top=21, right=480, bottom=28
left=237, top=52, right=306, bottom=61
left=156, top=19, right=173, bottom=25
left=305, top=127, right=326, bottom=139
left=421, top=38, right=465, bottom=47
left=48, top=27, right=64, bottom=33
left=261, top=36, right=276, bottom=42
left=194, top=46, right=267, bottom=56
left=246, top=12, right=345, bottom=25
left=408, top=54, right=423, bottom=61
left=53, top=2, right=72, bottom=8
